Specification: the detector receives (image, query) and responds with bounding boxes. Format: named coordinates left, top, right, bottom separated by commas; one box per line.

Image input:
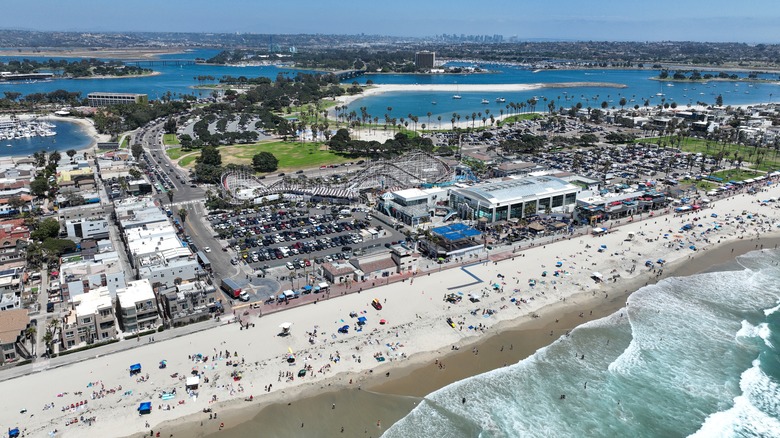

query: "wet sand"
left=179, top=237, right=780, bottom=438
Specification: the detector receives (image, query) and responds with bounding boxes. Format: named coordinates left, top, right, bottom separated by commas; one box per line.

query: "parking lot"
left=207, top=203, right=407, bottom=271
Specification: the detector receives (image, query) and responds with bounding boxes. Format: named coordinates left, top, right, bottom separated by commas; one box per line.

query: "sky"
left=2, top=0, right=780, bottom=43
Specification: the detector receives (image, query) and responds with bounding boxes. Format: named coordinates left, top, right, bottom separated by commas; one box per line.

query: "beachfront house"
left=60, top=286, right=117, bottom=350
left=115, top=278, right=160, bottom=333
left=0, top=308, right=32, bottom=365
left=158, top=280, right=217, bottom=327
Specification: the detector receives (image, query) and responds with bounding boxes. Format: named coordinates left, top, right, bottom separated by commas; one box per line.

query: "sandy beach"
left=2, top=180, right=780, bottom=437
left=50, top=115, right=110, bottom=152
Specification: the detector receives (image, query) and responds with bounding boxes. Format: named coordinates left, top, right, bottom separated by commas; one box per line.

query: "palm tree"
left=167, top=190, right=174, bottom=206
left=178, top=207, right=188, bottom=223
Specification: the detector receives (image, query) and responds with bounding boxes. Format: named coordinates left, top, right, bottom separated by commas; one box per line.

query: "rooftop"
left=454, top=176, right=578, bottom=205
left=116, top=278, right=155, bottom=307
left=0, top=308, right=28, bottom=344
left=72, top=286, right=113, bottom=318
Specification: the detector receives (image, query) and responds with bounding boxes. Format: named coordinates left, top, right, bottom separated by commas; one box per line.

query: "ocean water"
left=384, top=250, right=780, bottom=438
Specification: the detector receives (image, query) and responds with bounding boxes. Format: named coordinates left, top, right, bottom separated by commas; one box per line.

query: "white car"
left=204, top=247, right=211, bottom=253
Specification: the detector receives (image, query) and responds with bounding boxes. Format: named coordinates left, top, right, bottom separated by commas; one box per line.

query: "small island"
left=650, top=68, right=780, bottom=83
left=0, top=58, right=155, bottom=81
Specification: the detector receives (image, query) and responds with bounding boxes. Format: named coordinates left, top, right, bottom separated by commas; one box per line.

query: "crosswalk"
left=167, top=199, right=203, bottom=207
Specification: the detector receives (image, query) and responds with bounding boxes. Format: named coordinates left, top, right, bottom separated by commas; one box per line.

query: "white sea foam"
left=690, top=361, right=780, bottom=438
left=765, top=302, right=780, bottom=317
left=385, top=250, right=780, bottom=438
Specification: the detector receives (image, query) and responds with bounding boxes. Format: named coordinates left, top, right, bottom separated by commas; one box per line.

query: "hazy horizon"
left=1, top=0, right=779, bottom=44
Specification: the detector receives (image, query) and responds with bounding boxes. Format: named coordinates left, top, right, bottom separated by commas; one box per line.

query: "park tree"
left=66, top=149, right=77, bottom=161
left=179, top=134, right=193, bottom=150
left=716, top=94, right=724, bottom=106
left=252, top=152, right=279, bottom=172
left=131, top=143, right=144, bottom=161
left=128, top=168, right=142, bottom=179
left=580, top=133, right=599, bottom=145
left=48, top=151, right=61, bottom=165
left=197, top=145, right=222, bottom=166
left=178, top=208, right=188, bottom=223
left=163, top=117, right=177, bottom=134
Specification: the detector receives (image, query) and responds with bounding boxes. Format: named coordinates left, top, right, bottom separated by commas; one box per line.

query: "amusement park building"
left=449, top=176, right=581, bottom=223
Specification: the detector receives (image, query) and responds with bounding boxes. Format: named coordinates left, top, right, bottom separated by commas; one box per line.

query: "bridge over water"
left=124, top=59, right=198, bottom=67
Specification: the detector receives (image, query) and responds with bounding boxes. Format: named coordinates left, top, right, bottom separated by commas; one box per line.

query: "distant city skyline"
left=2, top=0, right=780, bottom=43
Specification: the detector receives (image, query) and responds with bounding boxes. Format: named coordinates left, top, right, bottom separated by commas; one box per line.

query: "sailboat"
left=453, top=83, right=461, bottom=99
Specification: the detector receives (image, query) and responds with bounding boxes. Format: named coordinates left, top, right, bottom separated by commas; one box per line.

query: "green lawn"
left=163, top=134, right=180, bottom=145
left=499, top=113, right=544, bottom=125
left=692, top=180, right=718, bottom=191
left=176, top=141, right=360, bottom=171
left=640, top=136, right=780, bottom=171
left=166, top=147, right=184, bottom=160
left=221, top=141, right=358, bottom=171
left=709, top=169, right=762, bottom=182
left=120, top=136, right=129, bottom=148
left=179, top=153, right=199, bottom=167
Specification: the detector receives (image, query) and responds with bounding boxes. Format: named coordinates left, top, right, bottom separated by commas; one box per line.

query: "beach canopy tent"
left=592, top=228, right=607, bottom=235
left=591, top=272, right=604, bottom=282
left=138, top=402, right=152, bottom=415
left=318, top=282, right=329, bottom=290
left=279, top=322, right=292, bottom=334
left=357, top=316, right=367, bottom=325
left=469, top=293, right=481, bottom=302
left=302, top=285, right=313, bottom=291
left=186, top=376, right=200, bottom=390
left=130, top=363, right=142, bottom=376
left=8, top=428, right=19, bottom=438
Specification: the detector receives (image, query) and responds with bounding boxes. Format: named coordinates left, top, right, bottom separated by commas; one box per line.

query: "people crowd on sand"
left=11, top=183, right=780, bottom=437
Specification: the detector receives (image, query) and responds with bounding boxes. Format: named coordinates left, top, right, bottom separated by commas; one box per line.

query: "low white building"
left=115, top=278, right=159, bottom=333
left=449, top=175, right=581, bottom=223
left=137, top=247, right=201, bottom=288
left=60, top=286, right=117, bottom=350
left=65, top=217, right=110, bottom=241
left=58, top=252, right=127, bottom=301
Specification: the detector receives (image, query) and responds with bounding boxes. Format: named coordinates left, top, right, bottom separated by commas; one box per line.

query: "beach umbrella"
left=555, top=261, right=563, bottom=267
left=600, top=244, right=607, bottom=249
left=279, top=322, right=292, bottom=330
left=379, top=319, right=387, bottom=325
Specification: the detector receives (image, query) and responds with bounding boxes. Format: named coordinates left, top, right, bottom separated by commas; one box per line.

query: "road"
left=132, top=122, right=205, bottom=204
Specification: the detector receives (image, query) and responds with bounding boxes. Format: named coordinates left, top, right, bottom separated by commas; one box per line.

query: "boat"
left=452, top=95, right=462, bottom=99
left=481, top=99, right=489, bottom=104
left=496, top=97, right=506, bottom=103
left=431, top=100, right=437, bottom=105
